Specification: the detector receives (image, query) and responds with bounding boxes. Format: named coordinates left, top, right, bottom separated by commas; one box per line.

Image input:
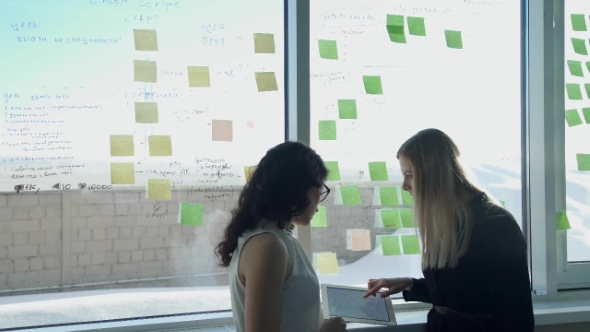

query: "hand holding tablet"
left=321, top=284, right=397, bottom=326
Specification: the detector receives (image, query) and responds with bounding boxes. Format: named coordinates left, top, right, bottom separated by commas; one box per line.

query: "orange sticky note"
left=347, top=229, right=371, bottom=251
left=212, top=119, right=233, bottom=142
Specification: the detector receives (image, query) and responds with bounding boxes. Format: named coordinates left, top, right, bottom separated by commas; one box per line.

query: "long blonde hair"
left=397, top=129, right=482, bottom=270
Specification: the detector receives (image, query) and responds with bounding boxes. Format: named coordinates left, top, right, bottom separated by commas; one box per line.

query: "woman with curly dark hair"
left=216, top=141, right=346, bottom=332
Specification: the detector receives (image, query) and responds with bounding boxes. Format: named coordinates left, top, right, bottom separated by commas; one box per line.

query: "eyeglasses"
left=319, top=184, right=330, bottom=202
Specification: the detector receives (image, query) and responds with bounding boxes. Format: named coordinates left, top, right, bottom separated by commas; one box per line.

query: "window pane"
left=310, top=0, right=522, bottom=288
left=0, top=0, right=284, bottom=328
left=564, top=0, right=590, bottom=263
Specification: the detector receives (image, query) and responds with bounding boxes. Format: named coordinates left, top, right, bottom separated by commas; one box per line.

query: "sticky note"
left=133, top=29, right=158, bottom=51
left=147, top=179, right=171, bottom=200
left=582, top=108, right=590, bottom=123
left=380, top=187, right=399, bottom=206
left=556, top=210, right=571, bottom=231
left=401, top=234, right=420, bottom=254
left=311, top=206, right=328, bottom=227
left=318, top=39, right=338, bottom=60
left=585, top=84, right=590, bottom=99
left=179, top=203, right=204, bottom=226
left=499, top=200, right=505, bottom=207
left=255, top=72, right=278, bottom=92
left=324, top=161, right=341, bottom=181
left=381, top=209, right=401, bottom=229
left=565, top=109, right=583, bottom=127
left=576, top=154, right=590, bottom=171
left=363, top=76, right=383, bottom=95
left=317, top=252, right=339, bottom=274
left=134, top=60, right=157, bottom=83
left=348, top=229, right=371, bottom=251
left=110, top=163, right=135, bottom=185
left=572, top=38, right=588, bottom=55
left=568, top=60, right=584, bottom=77
left=566, top=83, right=583, bottom=100
left=381, top=236, right=401, bottom=256
left=338, top=99, right=357, bottom=119
left=571, top=14, right=587, bottom=31
left=341, top=185, right=361, bottom=206
left=386, top=14, right=406, bottom=43
left=318, top=120, right=337, bottom=140
left=445, top=30, right=463, bottom=49
left=401, top=190, right=413, bottom=205
left=110, top=135, right=134, bottom=157
left=407, top=16, right=426, bottom=36
left=135, top=102, right=159, bottom=123
left=244, top=166, right=256, bottom=183
left=368, top=162, right=388, bottom=181
left=254, top=33, right=275, bottom=53
left=400, top=208, right=415, bottom=228
left=212, top=119, right=233, bottom=142
left=148, top=135, right=172, bottom=156
left=188, top=66, right=211, bottom=88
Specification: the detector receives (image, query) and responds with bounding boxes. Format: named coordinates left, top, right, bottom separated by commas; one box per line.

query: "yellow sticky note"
left=148, top=135, right=172, bottom=156
left=244, top=166, right=257, bottom=183
left=255, top=72, right=278, bottom=92
left=347, top=229, right=371, bottom=251
left=135, top=102, right=159, bottom=123
left=134, top=60, right=157, bottom=83
left=317, top=252, right=339, bottom=274
left=110, top=163, right=135, bottom=185
left=147, top=179, right=171, bottom=200
left=254, top=33, right=275, bottom=53
left=212, top=119, right=233, bottom=142
left=134, top=29, right=158, bottom=51
left=110, top=135, right=134, bottom=157
left=188, top=66, right=211, bottom=88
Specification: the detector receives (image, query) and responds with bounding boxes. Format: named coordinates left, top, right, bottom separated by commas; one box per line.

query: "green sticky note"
left=110, top=163, right=135, bottom=185
left=445, top=30, right=463, bottom=49
left=585, top=84, right=590, bottom=99
left=568, top=60, right=584, bottom=77
left=135, top=102, right=159, bottom=123
left=381, top=209, right=401, bottom=229
left=380, top=187, right=399, bottom=207
left=363, top=76, right=383, bottom=95
left=381, top=236, right=401, bottom=256
left=566, top=83, right=583, bottom=100
left=401, top=235, right=421, bottom=254
left=400, top=208, right=415, bottom=228
left=318, top=39, right=338, bottom=60
left=499, top=200, right=505, bottom=207
left=571, top=14, right=587, bottom=31
left=324, top=161, right=341, bottom=181
left=341, top=185, right=361, bottom=206
left=576, top=154, right=590, bottom=171
left=179, top=203, right=204, bottom=226
left=565, top=109, right=583, bottom=127
left=582, top=108, right=590, bottom=123
left=318, top=120, right=337, bottom=140
left=311, top=206, right=328, bottom=227
left=572, top=38, right=588, bottom=55
left=338, top=99, right=357, bottom=119
left=407, top=16, right=426, bottom=36
left=401, top=190, right=413, bottom=205
left=368, top=162, right=388, bottom=181
left=110, top=135, right=134, bottom=157
left=556, top=211, right=571, bottom=231
left=585, top=62, right=590, bottom=74
left=386, top=14, right=406, bottom=43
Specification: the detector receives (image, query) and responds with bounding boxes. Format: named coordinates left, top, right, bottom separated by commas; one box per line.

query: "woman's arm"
left=402, top=278, right=431, bottom=303
left=239, top=233, right=289, bottom=332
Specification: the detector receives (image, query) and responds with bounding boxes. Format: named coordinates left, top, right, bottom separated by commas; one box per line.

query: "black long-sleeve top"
left=402, top=193, right=534, bottom=332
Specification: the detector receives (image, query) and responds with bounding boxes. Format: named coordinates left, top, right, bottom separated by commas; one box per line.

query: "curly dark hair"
left=216, top=141, right=328, bottom=267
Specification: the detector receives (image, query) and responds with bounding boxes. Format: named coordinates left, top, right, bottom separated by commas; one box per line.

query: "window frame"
left=555, top=0, right=590, bottom=289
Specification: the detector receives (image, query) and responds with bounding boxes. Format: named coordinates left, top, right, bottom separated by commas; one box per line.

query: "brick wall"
left=0, top=186, right=372, bottom=293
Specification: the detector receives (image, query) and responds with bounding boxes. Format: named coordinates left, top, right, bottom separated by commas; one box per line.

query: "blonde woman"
left=364, top=129, right=534, bottom=332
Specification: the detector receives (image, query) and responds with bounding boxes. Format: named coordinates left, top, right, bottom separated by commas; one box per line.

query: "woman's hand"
left=320, top=317, right=347, bottom=332
left=363, top=277, right=413, bottom=298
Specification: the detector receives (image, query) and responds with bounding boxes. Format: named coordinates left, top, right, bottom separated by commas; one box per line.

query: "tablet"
left=321, top=284, right=397, bottom=326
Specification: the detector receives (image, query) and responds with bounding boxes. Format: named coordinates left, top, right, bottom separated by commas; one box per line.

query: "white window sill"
left=14, top=299, right=590, bottom=332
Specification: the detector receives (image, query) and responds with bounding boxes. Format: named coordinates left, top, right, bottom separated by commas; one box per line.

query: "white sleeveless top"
left=229, top=222, right=323, bottom=332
